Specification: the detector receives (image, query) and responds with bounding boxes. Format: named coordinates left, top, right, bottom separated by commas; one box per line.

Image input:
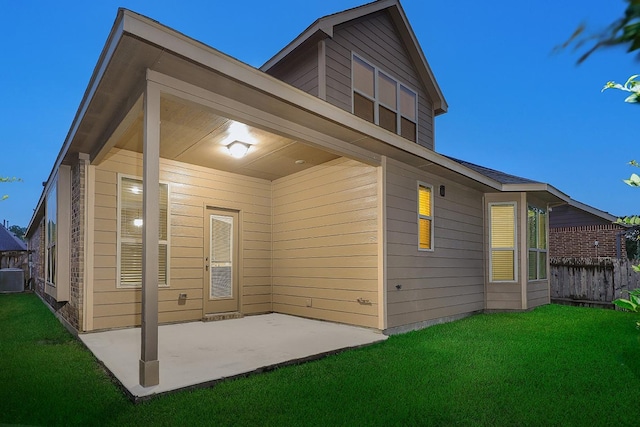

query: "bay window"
left=489, top=203, right=516, bottom=282
left=528, top=206, right=547, bottom=280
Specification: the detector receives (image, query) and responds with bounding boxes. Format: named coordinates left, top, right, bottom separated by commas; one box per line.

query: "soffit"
left=114, top=95, right=339, bottom=181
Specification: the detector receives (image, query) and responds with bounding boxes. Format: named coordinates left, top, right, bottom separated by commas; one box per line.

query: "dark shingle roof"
left=446, top=156, right=540, bottom=185
left=0, top=224, right=27, bottom=252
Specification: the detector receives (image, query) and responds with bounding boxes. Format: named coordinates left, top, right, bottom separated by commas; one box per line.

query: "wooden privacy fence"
left=550, top=257, right=640, bottom=308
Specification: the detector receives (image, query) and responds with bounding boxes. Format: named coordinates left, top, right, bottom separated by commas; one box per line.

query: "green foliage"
left=603, top=74, right=640, bottom=104
left=612, top=289, right=640, bottom=328
left=613, top=288, right=640, bottom=312
left=8, top=225, right=26, bottom=241
left=560, top=0, right=640, bottom=63
left=615, top=160, right=640, bottom=319
left=0, top=176, right=23, bottom=201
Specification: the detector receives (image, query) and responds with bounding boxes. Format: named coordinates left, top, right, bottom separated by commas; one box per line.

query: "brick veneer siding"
left=64, top=157, right=86, bottom=331
left=549, top=224, right=626, bottom=258
left=28, top=157, right=86, bottom=332
left=28, top=218, right=44, bottom=294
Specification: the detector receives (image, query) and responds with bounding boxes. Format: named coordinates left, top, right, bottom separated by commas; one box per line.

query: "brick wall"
left=28, top=217, right=44, bottom=294
left=549, top=224, right=626, bottom=258
left=28, top=156, right=86, bottom=332
left=69, top=157, right=86, bottom=330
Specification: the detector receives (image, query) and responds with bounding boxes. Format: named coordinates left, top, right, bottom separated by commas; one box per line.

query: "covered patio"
left=80, top=313, right=386, bottom=401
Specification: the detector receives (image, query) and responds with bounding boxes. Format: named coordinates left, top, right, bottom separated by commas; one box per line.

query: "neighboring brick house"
left=0, top=222, right=27, bottom=269
left=549, top=202, right=626, bottom=258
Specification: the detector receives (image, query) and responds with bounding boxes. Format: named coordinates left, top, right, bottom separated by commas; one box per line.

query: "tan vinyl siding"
left=266, top=41, right=319, bottom=97
left=385, top=159, right=484, bottom=329
left=325, top=11, right=434, bottom=150
left=527, top=281, right=549, bottom=309
left=272, top=158, right=379, bottom=328
left=91, top=148, right=272, bottom=330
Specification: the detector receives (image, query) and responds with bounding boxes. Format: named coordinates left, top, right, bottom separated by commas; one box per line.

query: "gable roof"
left=449, top=156, right=620, bottom=224
left=446, top=156, right=539, bottom=185
left=25, top=4, right=573, bottom=237
left=260, top=0, right=448, bottom=115
left=554, top=200, right=620, bottom=225
left=0, top=224, right=27, bottom=252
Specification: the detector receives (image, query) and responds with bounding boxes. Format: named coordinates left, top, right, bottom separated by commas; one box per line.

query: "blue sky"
left=1, top=0, right=638, bottom=228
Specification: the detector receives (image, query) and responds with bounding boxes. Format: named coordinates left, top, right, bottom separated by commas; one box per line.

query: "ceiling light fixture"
left=227, top=141, right=251, bottom=158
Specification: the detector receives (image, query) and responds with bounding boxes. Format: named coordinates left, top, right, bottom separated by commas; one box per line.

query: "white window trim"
left=417, top=181, right=434, bottom=252
left=489, top=202, right=517, bottom=283
left=351, top=52, right=418, bottom=142
left=116, top=173, right=171, bottom=289
left=527, top=206, right=548, bottom=281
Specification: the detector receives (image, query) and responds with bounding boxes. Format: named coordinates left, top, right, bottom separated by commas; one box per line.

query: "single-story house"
left=26, top=0, right=584, bottom=385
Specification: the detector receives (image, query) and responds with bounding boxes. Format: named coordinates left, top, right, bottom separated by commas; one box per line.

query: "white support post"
left=139, top=75, right=160, bottom=387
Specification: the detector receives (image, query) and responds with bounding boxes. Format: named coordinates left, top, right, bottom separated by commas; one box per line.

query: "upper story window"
left=352, top=54, right=418, bottom=142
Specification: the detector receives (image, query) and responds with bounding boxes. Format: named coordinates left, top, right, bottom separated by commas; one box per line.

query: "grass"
left=1, top=293, right=639, bottom=426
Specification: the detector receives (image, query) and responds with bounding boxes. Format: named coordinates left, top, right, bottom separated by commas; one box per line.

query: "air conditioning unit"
left=0, top=268, right=24, bottom=292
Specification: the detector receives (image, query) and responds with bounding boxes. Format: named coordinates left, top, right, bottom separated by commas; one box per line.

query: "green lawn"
left=1, top=293, right=639, bottom=426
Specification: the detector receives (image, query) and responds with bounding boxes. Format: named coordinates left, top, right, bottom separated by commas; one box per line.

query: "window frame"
left=45, top=174, right=57, bottom=286
left=351, top=53, right=418, bottom=143
left=489, top=202, right=517, bottom=283
left=527, top=205, right=548, bottom=281
left=417, top=182, right=434, bottom=252
left=116, top=173, right=171, bottom=289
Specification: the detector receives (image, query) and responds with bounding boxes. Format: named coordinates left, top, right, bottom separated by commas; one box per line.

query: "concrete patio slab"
left=80, top=314, right=387, bottom=400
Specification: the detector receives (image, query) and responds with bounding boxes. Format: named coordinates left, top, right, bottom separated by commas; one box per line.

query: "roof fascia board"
left=386, top=3, right=447, bottom=114
left=260, top=0, right=395, bottom=71
left=502, top=183, right=571, bottom=202
left=26, top=11, right=127, bottom=236
left=260, top=0, right=447, bottom=114
left=259, top=26, right=331, bottom=72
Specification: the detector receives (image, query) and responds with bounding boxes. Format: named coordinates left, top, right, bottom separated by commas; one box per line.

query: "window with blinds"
left=418, top=183, right=433, bottom=250
left=117, top=176, right=169, bottom=287
left=352, top=53, right=418, bottom=142
left=528, top=206, right=547, bottom=281
left=489, top=203, right=516, bottom=282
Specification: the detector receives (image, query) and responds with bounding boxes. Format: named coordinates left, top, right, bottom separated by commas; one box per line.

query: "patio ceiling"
left=112, top=94, right=339, bottom=181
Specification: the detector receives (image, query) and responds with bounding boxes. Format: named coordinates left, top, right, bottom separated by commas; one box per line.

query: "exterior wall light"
left=227, top=141, right=251, bottom=158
